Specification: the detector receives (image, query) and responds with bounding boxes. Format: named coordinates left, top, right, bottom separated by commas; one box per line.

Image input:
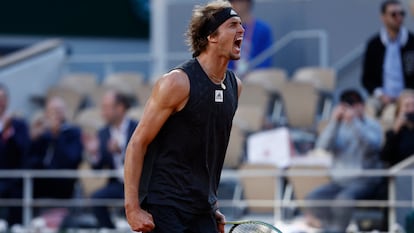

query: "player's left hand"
left=215, top=209, right=226, bottom=233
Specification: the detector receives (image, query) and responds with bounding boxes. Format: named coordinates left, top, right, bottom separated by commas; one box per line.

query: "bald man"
left=28, top=97, right=83, bottom=199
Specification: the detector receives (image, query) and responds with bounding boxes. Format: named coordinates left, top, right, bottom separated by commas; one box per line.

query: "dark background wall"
left=0, top=0, right=149, bottom=38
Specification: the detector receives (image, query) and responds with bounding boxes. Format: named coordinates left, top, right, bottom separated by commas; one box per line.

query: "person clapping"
left=28, top=97, right=83, bottom=199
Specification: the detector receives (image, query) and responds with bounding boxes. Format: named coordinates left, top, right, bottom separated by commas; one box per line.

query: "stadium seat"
left=233, top=105, right=265, bottom=132
left=238, top=83, right=269, bottom=108
left=239, top=163, right=280, bottom=214
left=292, top=67, right=336, bottom=92
left=74, top=107, right=104, bottom=134
left=237, top=83, right=270, bottom=131
left=279, top=81, right=319, bottom=130
left=127, top=106, right=145, bottom=121
left=135, top=83, right=153, bottom=106
left=244, top=69, right=287, bottom=127
left=58, top=73, right=98, bottom=96
left=223, top=124, right=245, bottom=169
left=89, top=86, right=109, bottom=107
left=103, top=72, right=144, bottom=96
left=244, top=68, right=287, bottom=92
left=292, top=67, right=336, bottom=120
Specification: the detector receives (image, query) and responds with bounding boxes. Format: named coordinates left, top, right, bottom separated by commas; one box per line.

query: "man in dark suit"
left=362, top=0, right=414, bottom=115
left=84, top=90, right=137, bottom=229
left=0, top=84, right=30, bottom=225
left=28, top=97, right=83, bottom=199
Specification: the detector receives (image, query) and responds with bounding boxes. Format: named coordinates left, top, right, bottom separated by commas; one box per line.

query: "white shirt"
left=377, top=27, right=409, bottom=98
left=383, top=40, right=404, bottom=98
left=109, top=117, right=130, bottom=182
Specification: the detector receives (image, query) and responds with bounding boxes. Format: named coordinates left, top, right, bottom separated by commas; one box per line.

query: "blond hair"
left=395, top=89, right=414, bottom=117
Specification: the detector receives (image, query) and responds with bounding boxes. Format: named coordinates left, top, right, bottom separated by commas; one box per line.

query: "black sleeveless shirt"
left=139, top=58, right=238, bottom=213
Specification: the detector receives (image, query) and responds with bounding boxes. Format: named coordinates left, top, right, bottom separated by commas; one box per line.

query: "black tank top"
left=139, top=58, right=238, bottom=213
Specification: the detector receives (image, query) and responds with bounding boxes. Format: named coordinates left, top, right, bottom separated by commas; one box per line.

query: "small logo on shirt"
left=215, top=90, right=223, bottom=103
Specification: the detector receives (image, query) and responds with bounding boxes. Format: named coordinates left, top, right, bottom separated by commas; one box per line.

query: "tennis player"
left=124, top=1, right=244, bottom=232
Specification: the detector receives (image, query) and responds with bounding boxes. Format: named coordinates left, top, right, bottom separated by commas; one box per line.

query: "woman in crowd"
left=381, top=89, right=414, bottom=166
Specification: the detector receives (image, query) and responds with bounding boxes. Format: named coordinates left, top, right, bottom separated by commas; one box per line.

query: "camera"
left=406, top=112, right=414, bottom=124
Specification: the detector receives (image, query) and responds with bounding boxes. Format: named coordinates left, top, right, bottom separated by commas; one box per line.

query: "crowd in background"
left=304, top=0, right=414, bottom=231
left=0, top=0, right=414, bottom=232
left=0, top=84, right=137, bottom=229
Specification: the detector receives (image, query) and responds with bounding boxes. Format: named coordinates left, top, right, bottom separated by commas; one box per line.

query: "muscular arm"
left=124, top=70, right=189, bottom=232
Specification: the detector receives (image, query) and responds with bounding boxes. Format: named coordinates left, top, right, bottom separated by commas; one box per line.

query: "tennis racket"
left=226, top=220, right=283, bottom=233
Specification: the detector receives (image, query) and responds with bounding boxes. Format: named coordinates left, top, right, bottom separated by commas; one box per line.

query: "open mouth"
left=234, top=37, right=243, bottom=50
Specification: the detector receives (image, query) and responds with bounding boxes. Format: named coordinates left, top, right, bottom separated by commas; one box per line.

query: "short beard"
left=229, top=53, right=241, bottom=61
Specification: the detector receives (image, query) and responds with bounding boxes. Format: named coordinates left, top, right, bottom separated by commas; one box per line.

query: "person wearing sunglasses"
left=362, top=0, right=414, bottom=116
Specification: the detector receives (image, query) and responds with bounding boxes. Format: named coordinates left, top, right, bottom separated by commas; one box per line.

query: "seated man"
left=305, top=89, right=383, bottom=232
left=84, top=90, right=137, bottom=229
left=28, top=96, right=83, bottom=199
left=0, top=83, right=30, bottom=226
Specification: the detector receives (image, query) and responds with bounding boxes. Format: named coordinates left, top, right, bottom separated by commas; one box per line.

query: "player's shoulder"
left=158, top=69, right=189, bottom=91
left=152, top=69, right=190, bottom=101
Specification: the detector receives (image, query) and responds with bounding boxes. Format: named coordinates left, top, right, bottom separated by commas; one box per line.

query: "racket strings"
left=229, top=223, right=279, bottom=233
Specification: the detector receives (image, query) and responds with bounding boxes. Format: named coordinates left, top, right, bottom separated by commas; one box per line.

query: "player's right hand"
left=126, top=207, right=155, bottom=233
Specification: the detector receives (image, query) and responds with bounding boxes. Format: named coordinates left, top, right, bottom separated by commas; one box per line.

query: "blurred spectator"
left=381, top=89, right=414, bottom=166
left=84, top=90, right=137, bottom=229
left=305, top=89, right=383, bottom=232
left=228, top=0, right=273, bottom=77
left=362, top=0, right=414, bottom=115
left=411, top=0, right=414, bottom=16
left=28, top=97, right=83, bottom=199
left=0, top=83, right=30, bottom=225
